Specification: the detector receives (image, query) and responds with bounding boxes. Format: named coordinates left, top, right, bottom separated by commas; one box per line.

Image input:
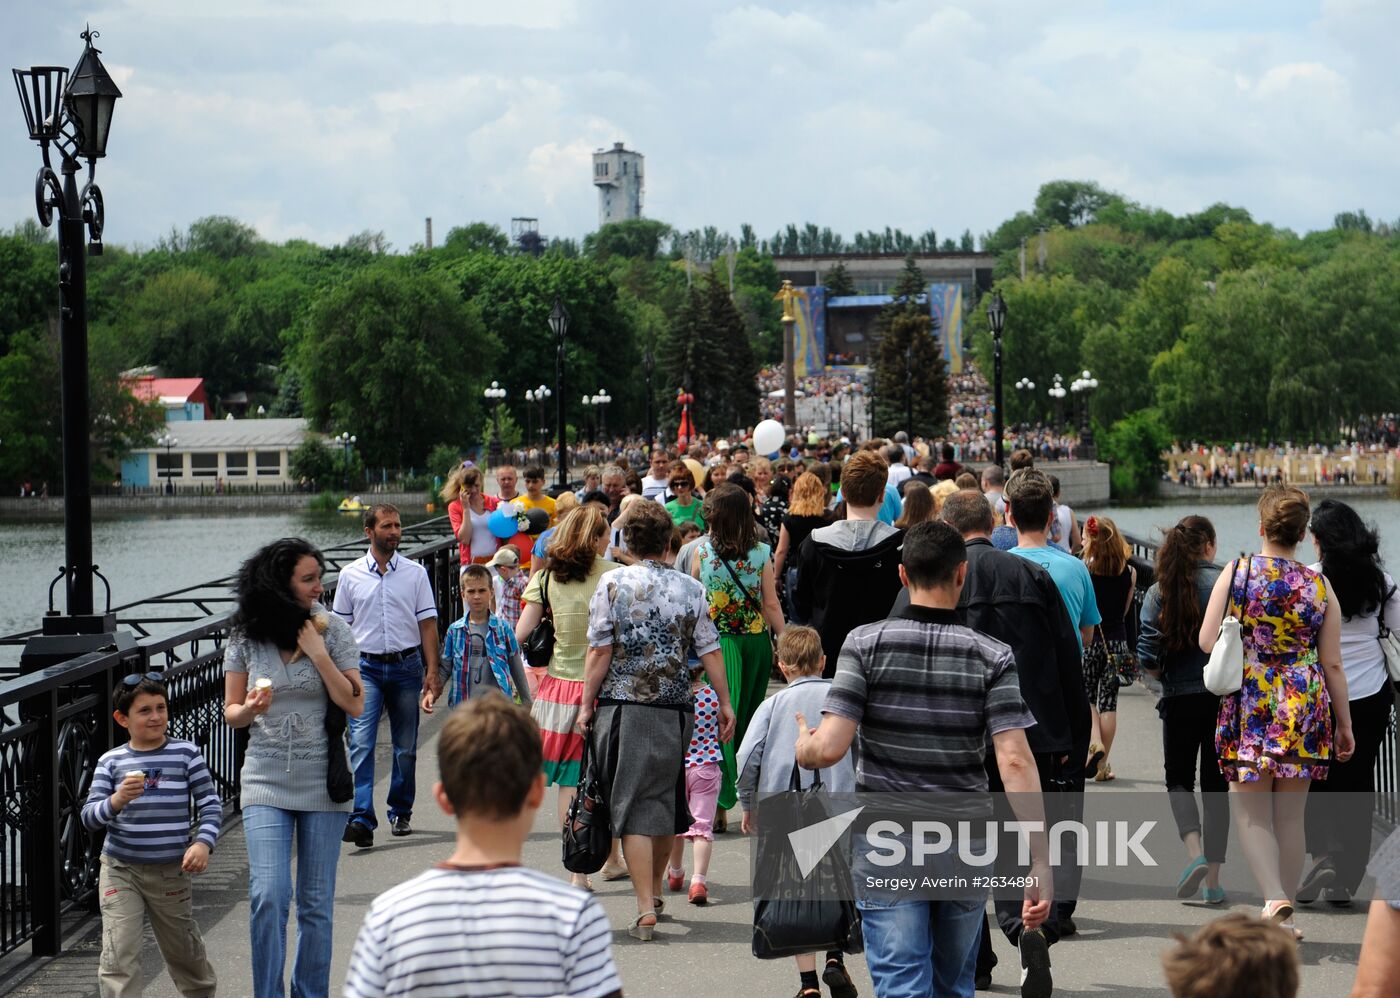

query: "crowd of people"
left=78, top=427, right=1400, bottom=998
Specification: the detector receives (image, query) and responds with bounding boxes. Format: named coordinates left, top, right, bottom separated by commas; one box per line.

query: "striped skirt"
left=531, top=674, right=585, bottom=787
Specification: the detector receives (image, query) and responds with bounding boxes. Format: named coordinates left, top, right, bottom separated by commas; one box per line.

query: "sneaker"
left=1056, top=916, right=1077, bottom=938
left=341, top=821, right=373, bottom=848
left=974, top=970, right=993, bottom=991
left=687, top=880, right=708, bottom=905
left=821, top=960, right=858, bottom=998
left=1201, top=886, right=1227, bottom=905
left=1019, top=928, right=1052, bottom=998
left=1323, top=886, right=1353, bottom=908
left=1296, top=859, right=1336, bottom=904
left=1176, top=856, right=1210, bottom=899
left=666, top=867, right=685, bottom=892
left=390, top=816, right=412, bottom=837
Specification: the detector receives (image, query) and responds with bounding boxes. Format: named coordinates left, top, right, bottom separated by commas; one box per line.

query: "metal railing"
left=0, top=519, right=461, bottom=964
left=1121, top=529, right=1398, bottom=829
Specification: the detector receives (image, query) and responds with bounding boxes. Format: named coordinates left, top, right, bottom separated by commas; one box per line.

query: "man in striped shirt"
left=81, top=673, right=221, bottom=997
left=345, top=695, right=622, bottom=998
left=796, top=520, right=1055, bottom=998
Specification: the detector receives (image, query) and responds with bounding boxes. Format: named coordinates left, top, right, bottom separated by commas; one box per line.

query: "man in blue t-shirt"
left=1004, top=469, right=1100, bottom=649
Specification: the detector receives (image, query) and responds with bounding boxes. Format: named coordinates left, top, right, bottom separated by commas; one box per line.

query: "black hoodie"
left=793, top=519, right=905, bottom=677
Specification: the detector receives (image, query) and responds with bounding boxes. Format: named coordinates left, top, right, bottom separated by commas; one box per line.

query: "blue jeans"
left=348, top=652, right=423, bottom=830
left=858, top=896, right=987, bottom=998
left=243, top=806, right=345, bottom=998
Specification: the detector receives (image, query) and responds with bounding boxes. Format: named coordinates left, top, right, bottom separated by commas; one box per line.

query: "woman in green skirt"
left=692, top=483, right=786, bottom=815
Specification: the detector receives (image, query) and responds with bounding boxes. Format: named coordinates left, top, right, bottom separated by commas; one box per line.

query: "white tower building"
left=592, top=142, right=644, bottom=227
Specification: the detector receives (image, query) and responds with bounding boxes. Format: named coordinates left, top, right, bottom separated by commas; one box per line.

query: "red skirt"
left=531, top=674, right=584, bottom=787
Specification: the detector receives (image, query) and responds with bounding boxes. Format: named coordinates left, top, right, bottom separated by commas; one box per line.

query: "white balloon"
left=752, top=419, right=784, bottom=456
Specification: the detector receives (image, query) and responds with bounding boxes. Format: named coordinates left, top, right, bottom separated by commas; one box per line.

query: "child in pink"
left=665, top=666, right=724, bottom=904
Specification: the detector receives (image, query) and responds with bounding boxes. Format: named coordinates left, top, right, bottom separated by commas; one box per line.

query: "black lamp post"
left=158, top=432, right=178, bottom=494
left=904, top=341, right=914, bottom=439
left=1049, top=374, right=1066, bottom=435
left=548, top=297, right=569, bottom=488
left=985, top=290, right=1008, bottom=469
left=1071, top=370, right=1099, bottom=461
left=13, top=28, right=121, bottom=636
left=484, top=381, right=506, bottom=466
left=595, top=389, right=611, bottom=441
left=1015, top=377, right=1035, bottom=441
left=337, top=431, right=357, bottom=492
left=644, top=349, right=656, bottom=451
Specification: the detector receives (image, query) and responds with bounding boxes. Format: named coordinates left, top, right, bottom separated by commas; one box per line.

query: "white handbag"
left=1204, top=558, right=1248, bottom=696
left=1379, top=586, right=1400, bottom=682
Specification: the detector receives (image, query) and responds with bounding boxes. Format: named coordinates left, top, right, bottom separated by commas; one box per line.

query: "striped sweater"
left=80, top=738, right=222, bottom=864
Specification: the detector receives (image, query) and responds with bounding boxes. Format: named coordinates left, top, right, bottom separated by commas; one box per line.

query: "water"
left=1094, top=497, right=1400, bottom=570
left=0, top=511, right=428, bottom=640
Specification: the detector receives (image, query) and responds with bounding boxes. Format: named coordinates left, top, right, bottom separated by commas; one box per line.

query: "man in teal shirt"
left=1004, top=468, right=1100, bottom=649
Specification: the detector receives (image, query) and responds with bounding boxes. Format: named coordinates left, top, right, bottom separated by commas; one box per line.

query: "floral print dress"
left=1215, top=555, right=1332, bottom=782
left=697, top=540, right=771, bottom=635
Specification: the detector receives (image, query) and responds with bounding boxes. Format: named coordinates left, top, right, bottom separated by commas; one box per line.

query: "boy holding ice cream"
left=81, top=672, right=222, bottom=997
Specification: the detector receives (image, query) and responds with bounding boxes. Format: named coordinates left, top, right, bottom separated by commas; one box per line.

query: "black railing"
left=0, top=518, right=461, bottom=965
left=1121, top=528, right=1399, bottom=830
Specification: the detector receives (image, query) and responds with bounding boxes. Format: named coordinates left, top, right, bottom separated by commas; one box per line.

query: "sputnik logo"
left=787, top=805, right=865, bottom=878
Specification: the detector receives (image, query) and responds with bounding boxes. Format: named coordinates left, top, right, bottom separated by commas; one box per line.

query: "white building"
left=592, top=142, right=644, bottom=227
left=122, top=418, right=312, bottom=488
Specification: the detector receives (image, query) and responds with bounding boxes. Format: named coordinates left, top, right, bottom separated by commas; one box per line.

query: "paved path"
left=14, top=684, right=1371, bottom=996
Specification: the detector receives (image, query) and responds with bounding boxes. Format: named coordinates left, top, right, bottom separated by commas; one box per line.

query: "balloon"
left=753, top=419, right=784, bottom=456
left=524, top=507, right=550, bottom=534
left=488, top=508, right=519, bottom=539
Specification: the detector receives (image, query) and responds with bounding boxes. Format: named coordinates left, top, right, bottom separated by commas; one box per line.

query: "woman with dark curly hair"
left=223, top=538, right=363, bottom=998
left=1298, top=499, right=1400, bottom=907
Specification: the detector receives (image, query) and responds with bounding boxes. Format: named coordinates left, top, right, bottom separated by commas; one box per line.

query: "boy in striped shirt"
left=345, top=695, right=622, bottom=998
left=80, top=673, right=221, bottom=997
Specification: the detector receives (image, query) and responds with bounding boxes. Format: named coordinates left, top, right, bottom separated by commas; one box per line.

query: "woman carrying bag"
left=1199, top=486, right=1354, bottom=939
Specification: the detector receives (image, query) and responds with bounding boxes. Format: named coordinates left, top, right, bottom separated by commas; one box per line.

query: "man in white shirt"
left=640, top=447, right=673, bottom=502
left=495, top=465, right=520, bottom=504
left=333, top=504, right=442, bottom=847
left=885, top=443, right=913, bottom=490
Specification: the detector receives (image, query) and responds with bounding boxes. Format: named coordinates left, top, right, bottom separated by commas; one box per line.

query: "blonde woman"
left=1081, top=515, right=1136, bottom=781
left=443, top=463, right=500, bottom=566
left=774, top=472, right=831, bottom=623
left=746, top=457, right=774, bottom=501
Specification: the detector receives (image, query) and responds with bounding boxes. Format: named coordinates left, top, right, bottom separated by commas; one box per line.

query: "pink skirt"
left=531, top=674, right=584, bottom=787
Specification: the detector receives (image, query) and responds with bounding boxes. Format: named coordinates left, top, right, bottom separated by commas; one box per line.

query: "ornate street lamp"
left=548, top=297, right=569, bottom=488
left=530, top=385, right=552, bottom=449
left=985, top=289, right=1008, bottom=469
left=337, top=431, right=357, bottom=492
left=1071, top=370, right=1100, bottom=460
left=1015, top=377, right=1035, bottom=439
left=1048, top=374, right=1067, bottom=434
left=483, top=381, right=506, bottom=465
left=12, top=28, right=122, bottom=627
left=593, top=389, right=612, bottom=442
left=158, top=433, right=178, bottom=495
left=643, top=349, right=656, bottom=451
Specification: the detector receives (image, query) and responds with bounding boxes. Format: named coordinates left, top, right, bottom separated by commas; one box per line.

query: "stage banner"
left=928, top=283, right=964, bottom=374
left=794, top=286, right=827, bottom=376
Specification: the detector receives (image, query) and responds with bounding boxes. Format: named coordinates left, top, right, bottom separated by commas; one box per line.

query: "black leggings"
left=1161, top=692, right=1230, bottom=864
left=1304, top=685, right=1395, bottom=893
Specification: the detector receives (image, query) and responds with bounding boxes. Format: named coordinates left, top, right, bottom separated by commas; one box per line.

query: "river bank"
left=1144, top=482, right=1390, bottom=506
left=0, top=491, right=435, bottom=521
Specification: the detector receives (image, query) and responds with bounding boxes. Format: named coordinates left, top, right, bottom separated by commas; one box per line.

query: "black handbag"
left=324, top=701, right=353, bottom=803
left=562, top=724, right=612, bottom=874
left=522, top=571, right=556, bottom=669
left=751, top=763, right=863, bottom=959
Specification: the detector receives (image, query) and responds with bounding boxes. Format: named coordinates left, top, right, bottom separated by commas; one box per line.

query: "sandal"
left=570, top=873, right=594, bottom=892
left=823, top=959, right=859, bottom=998
left=1095, top=761, right=1116, bottom=782
left=1279, top=919, right=1304, bottom=941
left=1262, top=900, right=1295, bottom=924
left=628, top=911, right=657, bottom=941
left=1085, top=743, right=1106, bottom=779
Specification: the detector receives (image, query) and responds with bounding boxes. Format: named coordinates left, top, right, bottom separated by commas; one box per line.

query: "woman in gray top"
left=224, top=538, right=363, bottom=998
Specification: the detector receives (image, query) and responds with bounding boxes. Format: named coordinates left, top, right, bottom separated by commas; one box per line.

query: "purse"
left=1378, top=586, right=1400, bottom=682
left=324, top=701, right=354, bottom=803
left=751, top=763, right=863, bottom=960
left=521, top=571, right=556, bottom=669
left=1203, top=557, right=1249, bottom=697
left=562, top=723, right=612, bottom=874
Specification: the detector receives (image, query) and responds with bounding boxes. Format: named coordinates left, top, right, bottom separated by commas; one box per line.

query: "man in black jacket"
left=794, top=449, right=904, bottom=677
left=893, top=489, right=1089, bottom=994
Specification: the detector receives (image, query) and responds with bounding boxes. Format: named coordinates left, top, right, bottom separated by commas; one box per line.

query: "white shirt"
left=1309, top=565, right=1398, bottom=700
left=332, top=551, right=438, bottom=654
left=886, top=463, right=913, bottom=489
left=641, top=474, right=670, bottom=502
left=1049, top=503, right=1074, bottom=552
left=344, top=866, right=621, bottom=998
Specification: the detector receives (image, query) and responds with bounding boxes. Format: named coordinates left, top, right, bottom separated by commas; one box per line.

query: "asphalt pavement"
left=12, top=682, right=1372, bottom=997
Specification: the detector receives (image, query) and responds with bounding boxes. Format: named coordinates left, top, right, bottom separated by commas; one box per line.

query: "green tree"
left=186, top=215, right=264, bottom=259
left=656, top=274, right=757, bottom=438
left=1098, top=408, right=1171, bottom=499
left=823, top=260, right=856, bottom=297
left=1034, top=180, right=1121, bottom=228
left=289, top=439, right=338, bottom=487
left=444, top=222, right=509, bottom=256
left=583, top=219, right=673, bottom=262
left=871, top=308, right=948, bottom=439
left=0, top=233, right=52, bottom=351
left=297, top=262, right=493, bottom=468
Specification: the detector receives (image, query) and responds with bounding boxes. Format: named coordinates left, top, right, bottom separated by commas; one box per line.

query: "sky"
left=3, top=0, right=1398, bottom=252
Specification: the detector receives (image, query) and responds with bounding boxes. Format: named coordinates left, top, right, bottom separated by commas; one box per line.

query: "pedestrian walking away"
left=333, top=503, right=442, bottom=847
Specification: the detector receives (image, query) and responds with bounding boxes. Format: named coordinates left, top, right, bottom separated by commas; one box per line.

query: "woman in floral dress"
left=1200, top=485, right=1354, bottom=936
left=692, top=483, right=786, bottom=815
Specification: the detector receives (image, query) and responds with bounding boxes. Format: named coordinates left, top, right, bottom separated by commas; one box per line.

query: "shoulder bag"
left=1378, top=585, right=1400, bottom=682
left=1204, top=558, right=1249, bottom=696
left=521, top=571, right=555, bottom=668
left=716, top=548, right=763, bottom=618
left=751, top=762, right=863, bottom=959
left=562, top=724, right=612, bottom=874
left=324, top=701, right=354, bottom=803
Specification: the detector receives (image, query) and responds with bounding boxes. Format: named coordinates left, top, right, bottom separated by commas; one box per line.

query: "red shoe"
left=666, top=867, right=685, bottom=892
left=688, top=880, right=708, bottom=905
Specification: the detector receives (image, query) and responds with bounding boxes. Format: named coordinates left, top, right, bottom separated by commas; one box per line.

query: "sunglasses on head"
left=121, top=671, right=163, bottom=689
